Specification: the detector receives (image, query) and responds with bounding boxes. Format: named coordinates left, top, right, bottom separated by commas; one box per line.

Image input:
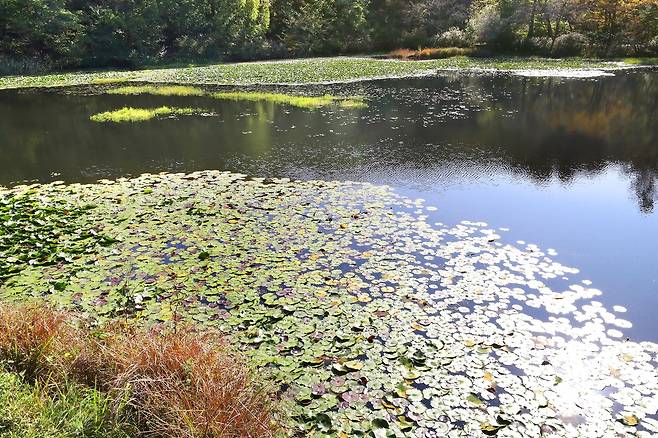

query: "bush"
left=431, top=27, right=471, bottom=48
left=649, top=36, right=658, bottom=55
left=468, top=4, right=516, bottom=48
left=527, top=37, right=552, bottom=55
left=0, top=57, right=52, bottom=77
left=552, top=32, right=588, bottom=57
left=230, top=39, right=290, bottom=61
left=0, top=303, right=280, bottom=438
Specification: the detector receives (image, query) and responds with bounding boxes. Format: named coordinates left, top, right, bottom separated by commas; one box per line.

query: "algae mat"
left=1, top=171, right=657, bottom=437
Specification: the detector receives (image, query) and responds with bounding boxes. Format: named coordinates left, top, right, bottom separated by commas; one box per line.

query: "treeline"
left=1, top=0, right=657, bottom=73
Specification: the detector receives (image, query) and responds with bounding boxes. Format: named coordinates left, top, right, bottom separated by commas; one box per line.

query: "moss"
left=89, top=106, right=201, bottom=123
left=107, top=85, right=206, bottom=96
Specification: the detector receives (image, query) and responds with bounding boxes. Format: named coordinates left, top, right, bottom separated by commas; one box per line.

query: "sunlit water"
left=1, top=69, right=657, bottom=341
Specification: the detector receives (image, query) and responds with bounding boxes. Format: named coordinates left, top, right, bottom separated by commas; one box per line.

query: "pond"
left=1, top=69, right=657, bottom=344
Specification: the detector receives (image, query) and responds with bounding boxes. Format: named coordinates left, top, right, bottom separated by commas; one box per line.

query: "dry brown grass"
left=388, top=47, right=474, bottom=60
left=0, top=303, right=280, bottom=438
left=388, top=48, right=418, bottom=59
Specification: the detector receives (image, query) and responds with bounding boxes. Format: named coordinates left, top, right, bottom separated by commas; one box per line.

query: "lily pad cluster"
left=1, top=171, right=657, bottom=437
left=0, top=189, right=112, bottom=284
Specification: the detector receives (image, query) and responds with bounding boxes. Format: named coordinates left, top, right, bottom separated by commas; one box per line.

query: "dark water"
left=1, top=70, right=657, bottom=340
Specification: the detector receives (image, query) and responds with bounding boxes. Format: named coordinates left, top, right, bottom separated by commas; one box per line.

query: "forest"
left=1, top=0, right=657, bottom=74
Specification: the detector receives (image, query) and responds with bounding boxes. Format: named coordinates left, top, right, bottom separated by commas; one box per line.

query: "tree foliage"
left=0, top=0, right=656, bottom=72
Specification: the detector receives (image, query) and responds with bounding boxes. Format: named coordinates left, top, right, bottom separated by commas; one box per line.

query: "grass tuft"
left=0, top=371, right=131, bottom=437
left=0, top=303, right=280, bottom=438
left=90, top=106, right=201, bottom=123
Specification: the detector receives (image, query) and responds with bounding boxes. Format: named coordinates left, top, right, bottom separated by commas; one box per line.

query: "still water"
left=1, top=70, right=657, bottom=340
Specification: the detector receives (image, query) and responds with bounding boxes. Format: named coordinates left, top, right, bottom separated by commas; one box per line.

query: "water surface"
left=1, top=70, right=657, bottom=340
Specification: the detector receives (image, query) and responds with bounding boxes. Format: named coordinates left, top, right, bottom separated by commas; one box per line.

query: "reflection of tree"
left=630, top=169, right=657, bottom=213
left=2, top=72, right=657, bottom=213
left=450, top=72, right=658, bottom=212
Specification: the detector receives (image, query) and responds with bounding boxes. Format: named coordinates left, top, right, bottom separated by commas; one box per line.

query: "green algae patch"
left=107, top=85, right=205, bottom=96
left=2, top=171, right=658, bottom=437
left=89, top=106, right=201, bottom=123
left=211, top=91, right=366, bottom=109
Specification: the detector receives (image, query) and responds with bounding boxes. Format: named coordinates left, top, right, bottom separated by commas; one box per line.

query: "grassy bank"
left=0, top=303, right=280, bottom=438
left=0, top=56, right=651, bottom=90
left=0, top=371, right=129, bottom=437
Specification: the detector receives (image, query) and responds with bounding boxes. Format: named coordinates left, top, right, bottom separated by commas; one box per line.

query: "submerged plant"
left=89, top=107, right=202, bottom=123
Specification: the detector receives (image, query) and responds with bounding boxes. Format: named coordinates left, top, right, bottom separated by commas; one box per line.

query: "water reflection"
left=1, top=71, right=657, bottom=214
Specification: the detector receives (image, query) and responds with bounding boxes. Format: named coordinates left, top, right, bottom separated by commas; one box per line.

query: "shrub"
left=0, top=303, right=280, bottom=438
left=0, top=57, right=53, bottom=77
left=528, top=37, right=552, bottom=55
left=649, top=36, right=658, bottom=55
left=552, top=32, right=588, bottom=57
left=230, top=39, right=290, bottom=61
left=431, top=27, right=471, bottom=48
left=467, top=4, right=517, bottom=49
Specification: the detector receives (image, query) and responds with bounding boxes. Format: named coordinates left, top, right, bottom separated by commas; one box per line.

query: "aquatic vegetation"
left=89, top=106, right=201, bottom=123
left=0, top=57, right=642, bottom=90
left=91, top=77, right=131, bottom=85
left=107, top=85, right=206, bottom=96
left=338, top=97, right=368, bottom=108
left=1, top=171, right=657, bottom=437
left=0, top=191, right=111, bottom=284
left=211, top=91, right=365, bottom=109
left=106, top=85, right=367, bottom=109
left=0, top=303, right=280, bottom=437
